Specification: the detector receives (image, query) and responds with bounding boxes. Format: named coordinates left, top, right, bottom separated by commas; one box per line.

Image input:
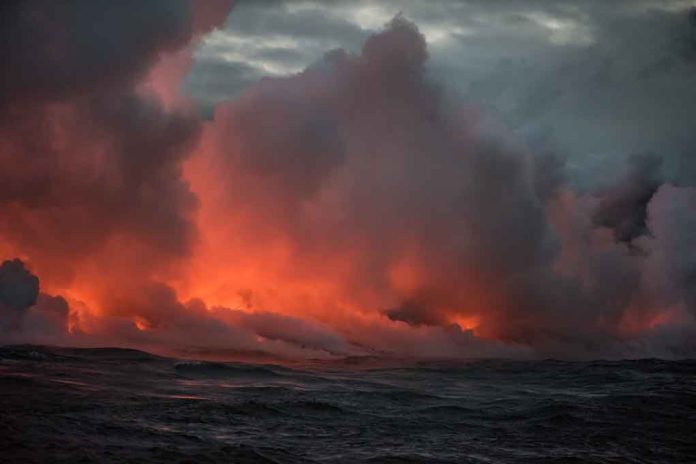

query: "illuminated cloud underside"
left=1, top=0, right=696, bottom=360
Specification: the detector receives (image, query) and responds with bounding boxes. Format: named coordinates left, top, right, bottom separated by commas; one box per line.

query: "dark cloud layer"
left=0, top=0, right=234, bottom=106
left=1, top=0, right=191, bottom=105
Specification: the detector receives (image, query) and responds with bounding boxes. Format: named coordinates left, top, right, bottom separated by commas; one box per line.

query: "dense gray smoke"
left=0, top=259, right=38, bottom=312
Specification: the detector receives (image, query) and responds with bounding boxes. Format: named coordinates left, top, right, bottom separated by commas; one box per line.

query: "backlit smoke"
left=1, top=1, right=695, bottom=359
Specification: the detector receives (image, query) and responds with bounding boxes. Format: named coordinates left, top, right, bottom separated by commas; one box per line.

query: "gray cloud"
left=0, top=0, right=194, bottom=105
left=188, top=1, right=696, bottom=190
left=0, top=259, right=68, bottom=342
left=0, top=259, right=39, bottom=312
left=194, top=7, right=696, bottom=358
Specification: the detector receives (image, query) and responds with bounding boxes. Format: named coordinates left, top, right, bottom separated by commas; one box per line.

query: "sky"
left=1, top=0, right=696, bottom=360
left=186, top=0, right=696, bottom=186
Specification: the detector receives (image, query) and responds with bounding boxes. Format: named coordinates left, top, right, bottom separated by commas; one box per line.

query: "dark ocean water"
left=0, top=346, right=694, bottom=463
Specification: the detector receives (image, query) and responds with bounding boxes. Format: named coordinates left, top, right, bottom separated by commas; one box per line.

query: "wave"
left=3, top=345, right=694, bottom=463
left=363, top=454, right=459, bottom=464
left=173, top=360, right=286, bottom=379
left=0, top=344, right=164, bottom=362
left=283, top=400, right=345, bottom=414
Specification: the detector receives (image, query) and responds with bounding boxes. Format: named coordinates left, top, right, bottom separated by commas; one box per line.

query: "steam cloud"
left=0, top=259, right=38, bottom=312
left=1, top=1, right=695, bottom=360
left=0, top=259, right=68, bottom=341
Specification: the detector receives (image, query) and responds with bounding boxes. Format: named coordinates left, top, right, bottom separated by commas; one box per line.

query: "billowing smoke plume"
left=0, top=0, right=234, bottom=352
left=0, top=0, right=233, bottom=326
left=190, top=14, right=696, bottom=358
left=0, top=1, right=229, bottom=275
left=2, top=1, right=695, bottom=360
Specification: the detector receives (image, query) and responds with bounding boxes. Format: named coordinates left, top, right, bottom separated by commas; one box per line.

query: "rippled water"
left=1, top=345, right=694, bottom=463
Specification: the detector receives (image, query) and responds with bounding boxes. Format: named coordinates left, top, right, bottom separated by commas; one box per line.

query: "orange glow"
left=4, top=10, right=691, bottom=362
left=133, top=318, right=151, bottom=332
left=451, top=315, right=481, bottom=332
left=618, top=306, right=686, bottom=336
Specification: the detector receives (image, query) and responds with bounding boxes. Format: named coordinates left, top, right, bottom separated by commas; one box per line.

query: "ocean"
left=1, top=345, right=694, bottom=463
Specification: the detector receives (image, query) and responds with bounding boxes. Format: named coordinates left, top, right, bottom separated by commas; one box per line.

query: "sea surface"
left=0, top=345, right=694, bottom=463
